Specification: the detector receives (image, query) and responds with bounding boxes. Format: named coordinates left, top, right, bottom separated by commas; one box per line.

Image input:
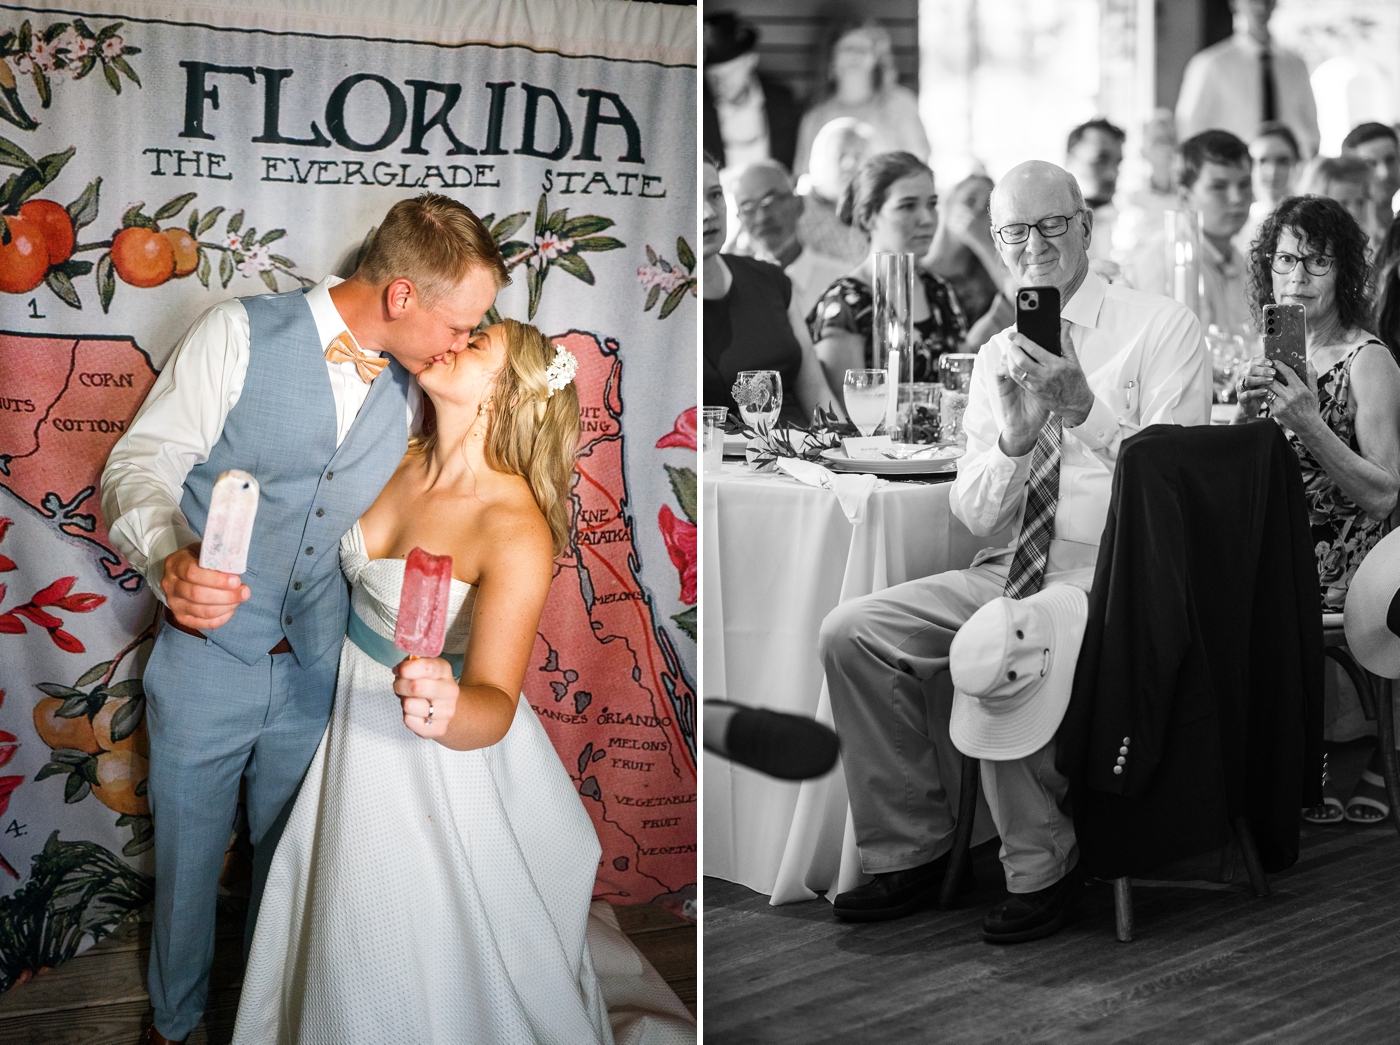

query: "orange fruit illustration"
left=165, top=228, right=199, bottom=277
left=92, top=750, right=149, bottom=815
left=0, top=214, right=49, bottom=294
left=33, top=696, right=101, bottom=755
left=111, top=226, right=174, bottom=287
left=92, top=698, right=148, bottom=756
left=19, top=199, right=74, bottom=265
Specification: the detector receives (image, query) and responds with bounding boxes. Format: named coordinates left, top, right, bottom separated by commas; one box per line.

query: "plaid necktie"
left=324, top=331, right=388, bottom=384
left=1004, top=416, right=1063, bottom=599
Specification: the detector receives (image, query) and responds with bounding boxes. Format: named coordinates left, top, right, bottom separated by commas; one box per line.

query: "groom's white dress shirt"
left=102, top=275, right=419, bottom=600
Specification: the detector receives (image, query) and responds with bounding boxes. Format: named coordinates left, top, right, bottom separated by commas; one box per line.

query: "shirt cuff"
left=1065, top=396, right=1120, bottom=451
left=144, top=521, right=201, bottom=604
left=989, top=436, right=1036, bottom=475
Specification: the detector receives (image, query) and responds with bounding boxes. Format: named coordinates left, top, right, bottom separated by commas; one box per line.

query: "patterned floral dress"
left=1278, top=339, right=1390, bottom=611
left=805, top=269, right=967, bottom=382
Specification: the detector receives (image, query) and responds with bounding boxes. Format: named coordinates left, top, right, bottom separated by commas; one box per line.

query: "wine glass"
left=732, top=370, right=782, bottom=435
left=843, top=369, right=888, bottom=437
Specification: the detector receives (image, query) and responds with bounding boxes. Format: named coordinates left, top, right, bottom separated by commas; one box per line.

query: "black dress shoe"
left=832, top=851, right=975, bottom=922
left=981, top=863, right=1086, bottom=944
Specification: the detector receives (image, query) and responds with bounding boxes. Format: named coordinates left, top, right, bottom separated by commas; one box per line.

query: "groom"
left=101, top=194, right=508, bottom=1045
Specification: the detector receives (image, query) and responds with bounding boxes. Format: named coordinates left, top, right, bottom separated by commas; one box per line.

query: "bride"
left=232, top=319, right=680, bottom=1044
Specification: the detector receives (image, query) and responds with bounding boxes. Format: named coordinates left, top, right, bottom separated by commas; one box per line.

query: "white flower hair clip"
left=544, top=344, right=578, bottom=397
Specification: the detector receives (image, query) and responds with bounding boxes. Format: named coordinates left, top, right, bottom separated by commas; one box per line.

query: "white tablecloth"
left=702, top=463, right=1013, bottom=904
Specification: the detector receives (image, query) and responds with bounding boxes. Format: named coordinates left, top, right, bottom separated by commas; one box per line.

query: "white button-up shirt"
left=950, top=270, right=1211, bottom=577
left=101, top=275, right=419, bottom=597
left=1176, top=35, right=1320, bottom=160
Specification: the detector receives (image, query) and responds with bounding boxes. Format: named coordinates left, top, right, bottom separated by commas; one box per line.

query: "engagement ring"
left=427, top=702, right=435, bottom=723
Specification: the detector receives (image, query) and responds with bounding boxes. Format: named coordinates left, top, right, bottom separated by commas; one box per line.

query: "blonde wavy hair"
left=413, top=319, right=581, bottom=555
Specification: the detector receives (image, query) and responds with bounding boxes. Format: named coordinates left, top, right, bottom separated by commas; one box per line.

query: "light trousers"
left=818, top=558, right=1086, bottom=894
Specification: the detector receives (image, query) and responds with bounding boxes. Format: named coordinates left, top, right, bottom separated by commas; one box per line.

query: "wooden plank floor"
left=0, top=899, right=693, bottom=1044
left=704, top=741, right=1400, bottom=1045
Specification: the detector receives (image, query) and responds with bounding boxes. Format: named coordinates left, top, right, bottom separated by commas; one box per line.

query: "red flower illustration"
left=656, top=407, right=697, bottom=451
left=658, top=505, right=697, bottom=604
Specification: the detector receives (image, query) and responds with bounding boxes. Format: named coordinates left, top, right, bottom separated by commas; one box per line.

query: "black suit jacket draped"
left=1055, top=422, right=1324, bottom=879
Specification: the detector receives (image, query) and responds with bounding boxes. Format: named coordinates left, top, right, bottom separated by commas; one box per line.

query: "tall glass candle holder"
left=1164, top=209, right=1202, bottom=320
left=874, top=252, right=915, bottom=439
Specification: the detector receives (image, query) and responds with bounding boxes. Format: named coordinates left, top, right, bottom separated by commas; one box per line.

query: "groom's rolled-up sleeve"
left=101, top=301, right=249, bottom=600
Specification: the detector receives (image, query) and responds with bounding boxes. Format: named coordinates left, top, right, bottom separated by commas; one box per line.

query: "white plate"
left=820, top=443, right=963, bottom=476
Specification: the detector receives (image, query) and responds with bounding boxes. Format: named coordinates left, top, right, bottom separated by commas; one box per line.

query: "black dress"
left=703, top=254, right=805, bottom=426
left=805, top=269, right=967, bottom=382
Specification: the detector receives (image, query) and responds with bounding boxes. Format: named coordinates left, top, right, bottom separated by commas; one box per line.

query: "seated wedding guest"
left=1297, top=155, right=1372, bottom=233
left=926, top=173, right=1018, bottom=351
left=1237, top=121, right=1301, bottom=252
left=703, top=154, right=835, bottom=426
left=819, top=160, right=1210, bottom=941
left=807, top=151, right=967, bottom=387
left=1235, top=194, right=1400, bottom=824
left=729, top=160, right=849, bottom=322
left=797, top=117, right=876, bottom=266
left=1065, top=118, right=1126, bottom=268
left=1112, top=109, right=1179, bottom=261
left=1126, top=130, right=1256, bottom=335
left=703, top=11, right=800, bottom=171
left=792, top=20, right=928, bottom=179
left=1342, top=122, right=1400, bottom=236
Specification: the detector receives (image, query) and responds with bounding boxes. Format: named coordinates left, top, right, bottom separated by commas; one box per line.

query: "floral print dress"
left=1280, top=339, right=1390, bottom=611
left=805, top=270, right=967, bottom=382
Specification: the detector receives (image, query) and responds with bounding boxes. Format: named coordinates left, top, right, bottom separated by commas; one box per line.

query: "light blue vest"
left=180, top=289, right=409, bottom=666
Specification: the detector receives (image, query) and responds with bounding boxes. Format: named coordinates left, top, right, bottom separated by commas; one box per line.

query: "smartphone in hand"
left=1016, top=286, right=1062, bottom=356
left=1263, top=302, right=1307, bottom=381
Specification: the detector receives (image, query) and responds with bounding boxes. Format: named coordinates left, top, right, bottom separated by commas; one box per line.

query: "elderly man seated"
left=818, top=160, right=1211, bottom=942
left=728, top=160, right=849, bottom=323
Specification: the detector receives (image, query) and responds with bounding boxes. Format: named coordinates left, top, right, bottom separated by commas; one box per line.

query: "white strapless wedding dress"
left=233, top=524, right=693, bottom=1045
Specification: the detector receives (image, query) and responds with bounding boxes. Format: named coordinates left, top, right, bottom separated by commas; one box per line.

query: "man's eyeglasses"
left=991, top=213, right=1081, bottom=245
left=1270, top=252, right=1335, bottom=277
left=736, top=191, right=794, bottom=219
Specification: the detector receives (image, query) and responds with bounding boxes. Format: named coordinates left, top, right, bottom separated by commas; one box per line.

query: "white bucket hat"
left=1344, top=528, right=1400, bottom=678
left=949, top=585, right=1089, bottom=761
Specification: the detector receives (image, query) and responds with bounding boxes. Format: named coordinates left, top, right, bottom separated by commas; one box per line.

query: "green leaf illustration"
left=196, top=206, right=223, bottom=236
left=53, top=258, right=92, bottom=277
left=677, top=236, right=695, bottom=271
left=0, top=136, right=37, bottom=170
left=120, top=202, right=156, bottom=230
left=219, top=250, right=234, bottom=288
left=572, top=236, right=625, bottom=253
left=659, top=282, right=693, bottom=320
left=65, top=177, right=100, bottom=231
left=562, top=214, right=614, bottom=238
left=226, top=209, right=244, bottom=234
left=32, top=66, right=51, bottom=109
left=490, top=212, right=529, bottom=242
left=110, top=56, right=140, bottom=88
left=63, top=773, right=89, bottom=804
left=671, top=606, right=696, bottom=641
left=552, top=252, right=594, bottom=283
left=527, top=265, right=545, bottom=319
left=101, top=60, right=120, bottom=94
left=74, top=662, right=112, bottom=688
left=258, top=228, right=285, bottom=246
left=664, top=464, right=697, bottom=524
left=96, top=251, right=115, bottom=312
left=259, top=269, right=278, bottom=293
left=153, top=192, right=196, bottom=221
left=44, top=270, right=80, bottom=310
left=105, top=679, right=143, bottom=700
left=644, top=284, right=660, bottom=312
left=107, top=696, right=144, bottom=743
left=499, top=241, right=530, bottom=261
left=196, top=248, right=210, bottom=288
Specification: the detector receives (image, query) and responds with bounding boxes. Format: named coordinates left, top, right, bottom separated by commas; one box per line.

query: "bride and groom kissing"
left=102, top=193, right=644, bottom=1044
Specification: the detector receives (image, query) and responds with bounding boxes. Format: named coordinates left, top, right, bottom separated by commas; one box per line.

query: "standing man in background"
left=1065, top=118, right=1126, bottom=272
left=1177, top=0, right=1319, bottom=160
left=1342, top=122, right=1400, bottom=241
left=703, top=12, right=800, bottom=172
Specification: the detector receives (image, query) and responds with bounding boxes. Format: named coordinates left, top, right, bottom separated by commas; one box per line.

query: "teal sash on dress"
left=347, top=606, right=463, bottom=678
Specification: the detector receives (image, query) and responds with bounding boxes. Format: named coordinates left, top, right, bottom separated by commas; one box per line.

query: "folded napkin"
left=776, top=458, right=885, bottom=525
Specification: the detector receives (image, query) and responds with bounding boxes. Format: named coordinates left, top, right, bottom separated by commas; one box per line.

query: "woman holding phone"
left=1236, top=194, right=1400, bottom=826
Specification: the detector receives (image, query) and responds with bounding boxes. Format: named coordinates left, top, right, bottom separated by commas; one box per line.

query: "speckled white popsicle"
left=199, top=469, right=259, bottom=574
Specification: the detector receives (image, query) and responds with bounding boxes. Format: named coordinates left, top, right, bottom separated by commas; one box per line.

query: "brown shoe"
left=140, top=1024, right=186, bottom=1045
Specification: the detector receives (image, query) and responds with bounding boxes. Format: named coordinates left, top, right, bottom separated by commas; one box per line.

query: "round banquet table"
left=702, top=461, right=1014, bottom=904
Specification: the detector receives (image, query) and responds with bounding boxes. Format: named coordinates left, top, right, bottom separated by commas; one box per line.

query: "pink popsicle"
left=199, top=469, right=259, bottom=574
left=395, top=547, right=454, bottom=657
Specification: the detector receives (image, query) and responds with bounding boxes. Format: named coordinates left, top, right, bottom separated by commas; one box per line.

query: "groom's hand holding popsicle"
left=161, top=469, right=259, bottom=631
left=393, top=547, right=459, bottom=739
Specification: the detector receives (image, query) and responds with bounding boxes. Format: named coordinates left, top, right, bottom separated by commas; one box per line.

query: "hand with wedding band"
left=1235, top=355, right=1320, bottom=433
left=393, top=656, right=459, bottom=740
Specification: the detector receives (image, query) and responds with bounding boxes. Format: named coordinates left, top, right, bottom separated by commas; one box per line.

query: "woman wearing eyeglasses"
left=1237, top=194, right=1400, bottom=826
left=806, top=151, right=968, bottom=389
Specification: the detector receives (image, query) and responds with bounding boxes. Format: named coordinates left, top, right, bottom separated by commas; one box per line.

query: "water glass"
left=938, top=353, right=978, bottom=395
left=843, top=369, right=888, bottom=436
left=1206, top=325, right=1248, bottom=404
left=701, top=406, right=728, bottom=470
left=903, top=383, right=941, bottom=443
left=731, top=370, right=782, bottom=435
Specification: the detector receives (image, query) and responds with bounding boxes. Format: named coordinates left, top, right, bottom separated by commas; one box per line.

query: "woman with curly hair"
left=1236, top=195, right=1400, bottom=826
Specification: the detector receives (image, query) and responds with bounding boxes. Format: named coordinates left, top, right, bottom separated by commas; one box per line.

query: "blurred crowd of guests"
left=703, top=0, right=1400, bottom=826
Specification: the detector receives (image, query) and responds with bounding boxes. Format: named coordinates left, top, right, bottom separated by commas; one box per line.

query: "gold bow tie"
left=324, top=331, right=388, bottom=384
